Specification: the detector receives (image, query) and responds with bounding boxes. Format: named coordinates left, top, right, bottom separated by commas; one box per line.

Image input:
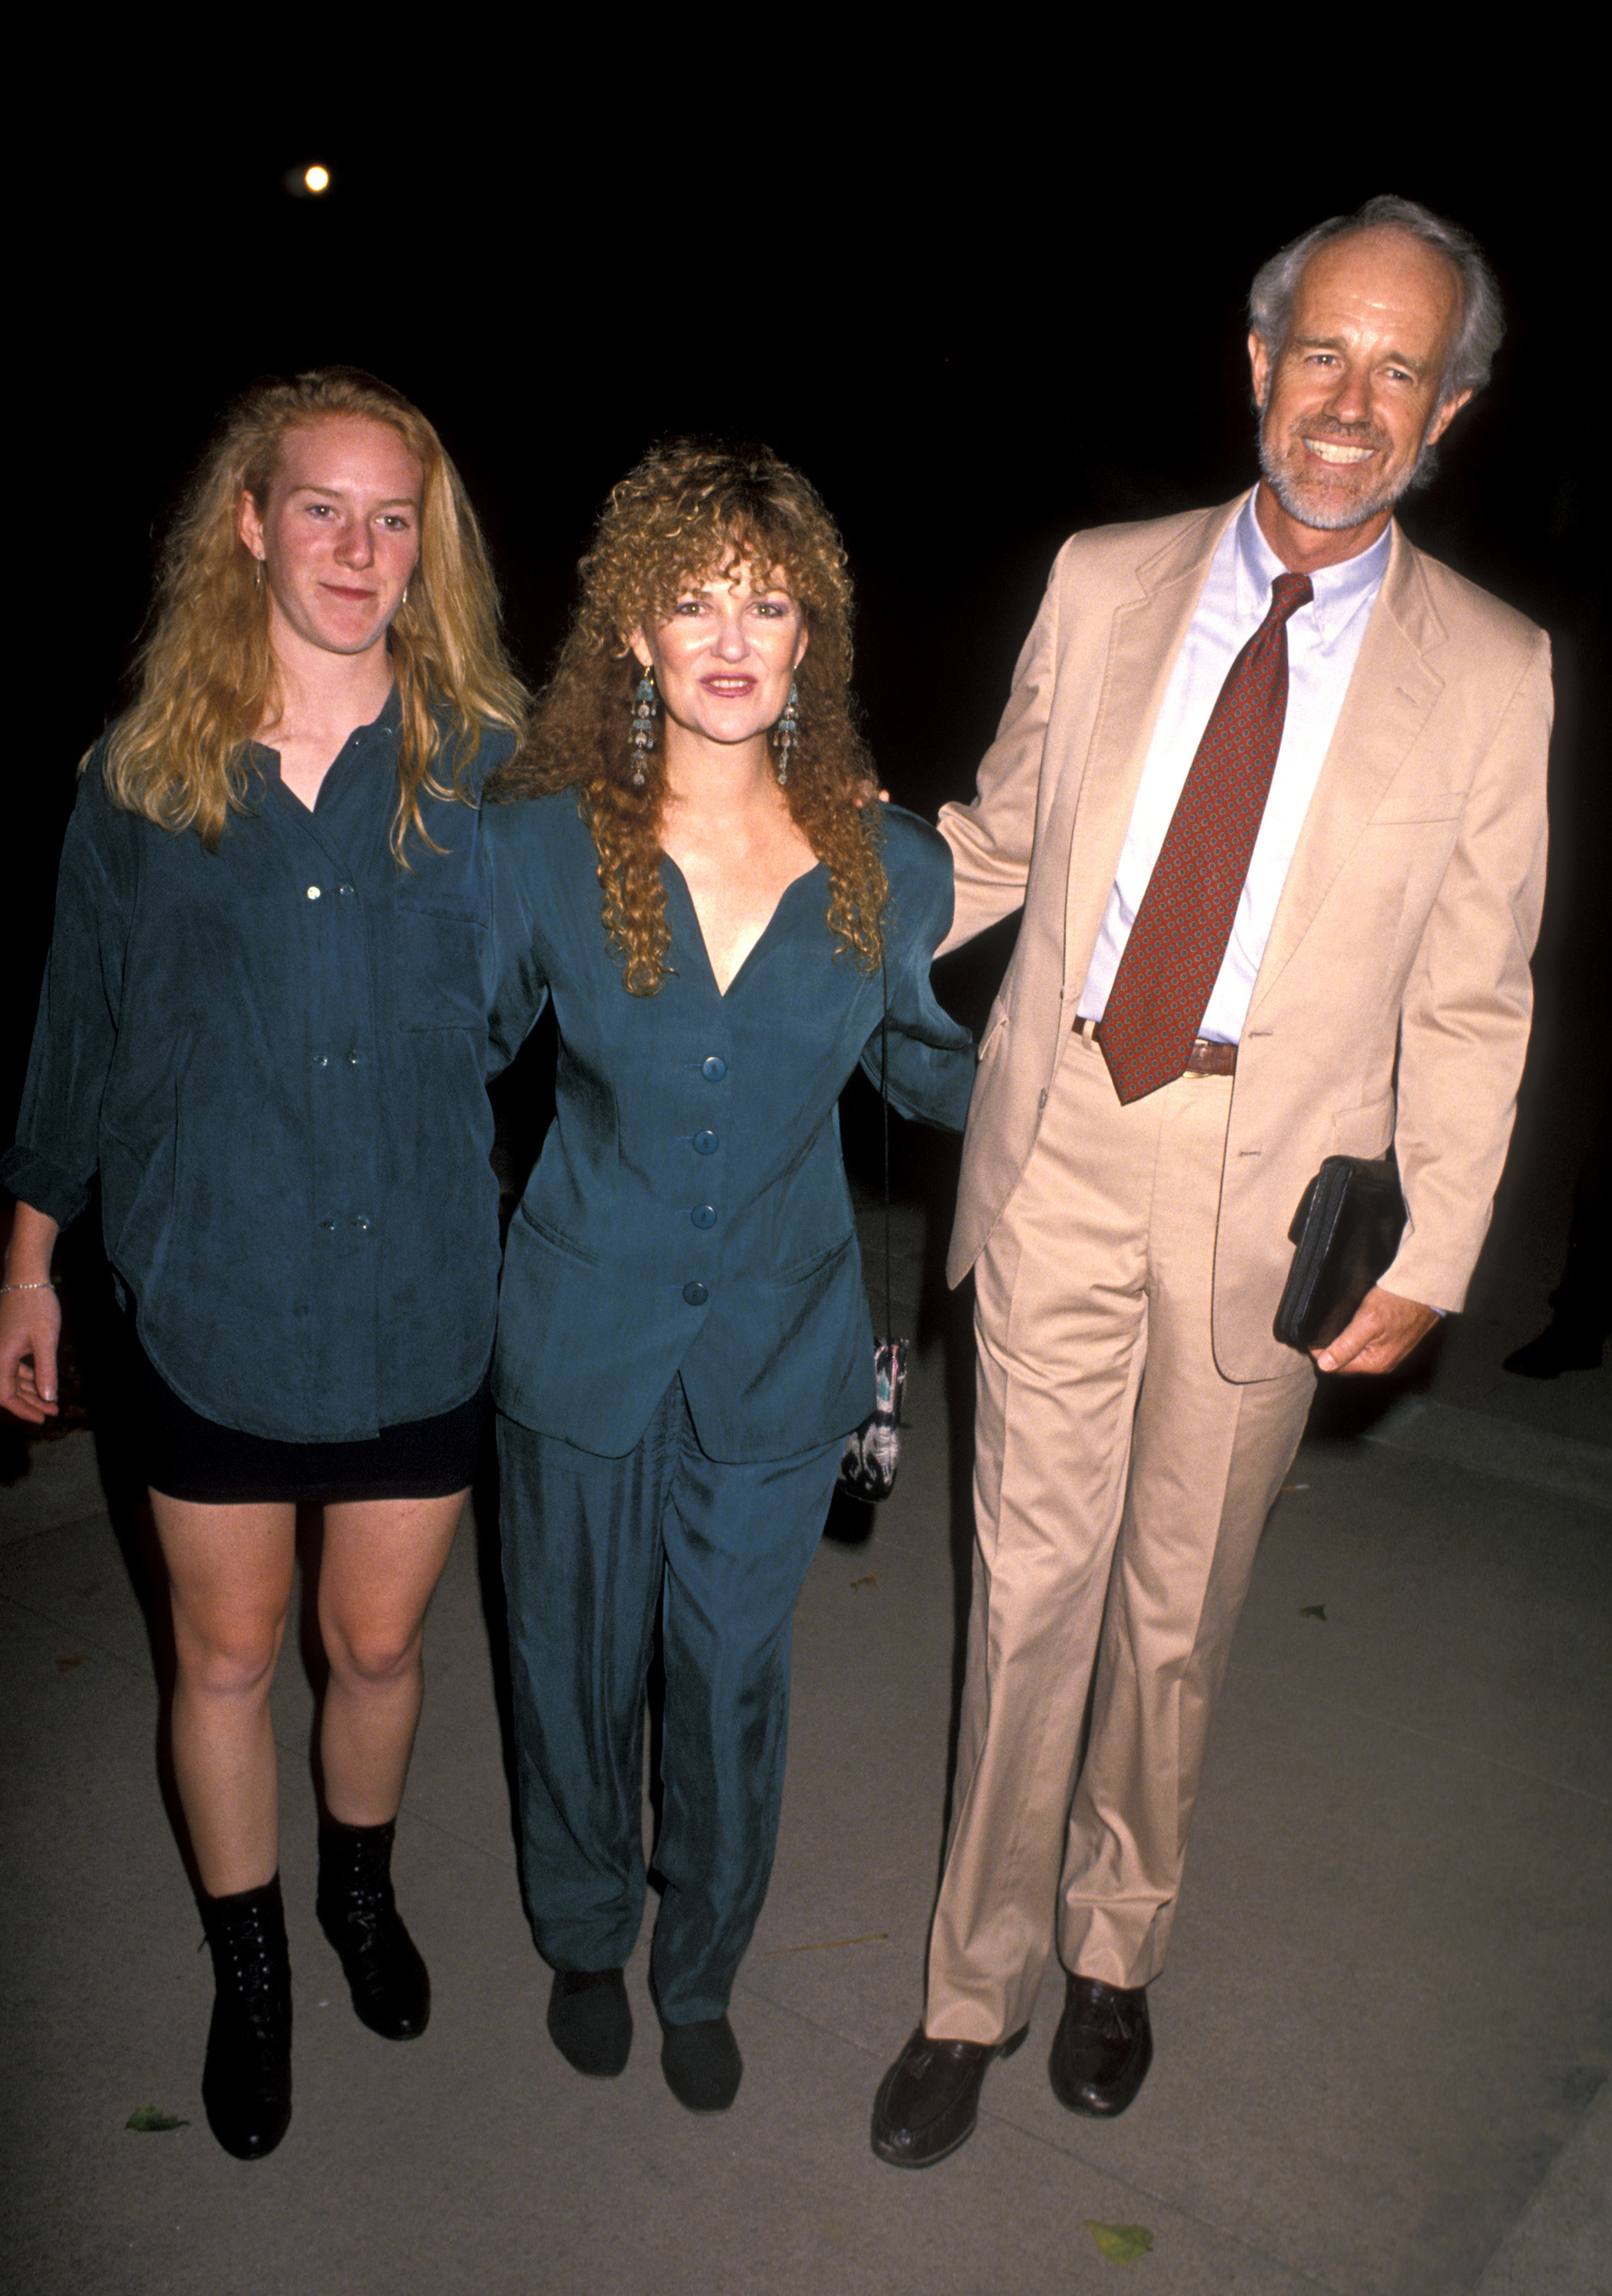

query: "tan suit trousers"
left=925, top=1026, right=1317, bottom=2043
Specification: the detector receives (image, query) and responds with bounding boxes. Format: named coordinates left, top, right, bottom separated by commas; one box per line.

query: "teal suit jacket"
left=485, top=796, right=972, bottom=1462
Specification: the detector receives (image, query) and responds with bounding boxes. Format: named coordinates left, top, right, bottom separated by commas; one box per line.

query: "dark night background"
left=10, top=99, right=1604, bottom=1332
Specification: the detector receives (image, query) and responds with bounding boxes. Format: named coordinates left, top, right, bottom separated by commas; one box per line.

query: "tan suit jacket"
left=940, top=494, right=1552, bottom=1382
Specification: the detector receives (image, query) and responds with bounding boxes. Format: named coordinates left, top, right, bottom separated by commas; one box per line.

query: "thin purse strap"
left=879, top=950, right=892, bottom=1332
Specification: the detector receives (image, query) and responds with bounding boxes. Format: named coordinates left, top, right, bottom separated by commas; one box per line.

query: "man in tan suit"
left=872, top=196, right=1551, bottom=2167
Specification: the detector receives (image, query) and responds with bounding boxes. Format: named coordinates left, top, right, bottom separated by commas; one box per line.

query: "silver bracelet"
left=1, top=1280, right=57, bottom=1293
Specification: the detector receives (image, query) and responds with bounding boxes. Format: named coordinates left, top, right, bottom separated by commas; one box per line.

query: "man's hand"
left=1312, top=1285, right=1439, bottom=1377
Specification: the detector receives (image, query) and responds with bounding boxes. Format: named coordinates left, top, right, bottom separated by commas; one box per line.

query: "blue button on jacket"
left=4, top=696, right=513, bottom=1442
left=485, top=795, right=974, bottom=1463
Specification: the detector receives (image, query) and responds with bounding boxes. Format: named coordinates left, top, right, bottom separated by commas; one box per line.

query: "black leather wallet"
left=1274, top=1150, right=1406, bottom=1352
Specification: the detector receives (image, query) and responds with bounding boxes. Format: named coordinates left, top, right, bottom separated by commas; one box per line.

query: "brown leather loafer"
left=870, top=2023, right=1029, bottom=2167
left=1048, top=1975, right=1152, bottom=2117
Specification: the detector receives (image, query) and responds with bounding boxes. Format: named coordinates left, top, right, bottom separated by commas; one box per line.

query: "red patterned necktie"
left=1098, top=570, right=1313, bottom=1104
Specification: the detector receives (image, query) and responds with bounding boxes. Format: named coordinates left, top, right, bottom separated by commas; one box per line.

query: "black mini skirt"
left=124, top=1315, right=491, bottom=1507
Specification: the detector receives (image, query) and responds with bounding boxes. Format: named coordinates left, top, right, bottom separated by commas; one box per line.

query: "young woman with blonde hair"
left=2, top=368, right=526, bottom=2159
left=485, top=439, right=971, bottom=2112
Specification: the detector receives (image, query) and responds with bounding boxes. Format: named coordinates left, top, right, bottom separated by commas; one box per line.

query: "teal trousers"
left=497, top=1383, right=842, bottom=2023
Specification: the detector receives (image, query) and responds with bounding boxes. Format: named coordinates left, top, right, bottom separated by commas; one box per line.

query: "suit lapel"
left=1248, top=527, right=1447, bottom=1013
left=1061, top=499, right=1240, bottom=985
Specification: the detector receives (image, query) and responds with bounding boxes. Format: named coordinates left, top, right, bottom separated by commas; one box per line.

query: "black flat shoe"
left=317, top=1819, right=430, bottom=2041
left=200, top=1875, right=292, bottom=2161
left=547, top=1968, right=632, bottom=2077
left=660, top=2013, right=742, bottom=2112
left=870, top=2024, right=1028, bottom=2167
left=1048, top=1975, right=1152, bottom=2118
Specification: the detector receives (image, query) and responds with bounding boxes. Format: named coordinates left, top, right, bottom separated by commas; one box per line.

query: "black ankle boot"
left=316, top=1818, right=430, bottom=2040
left=199, top=1874, right=292, bottom=2161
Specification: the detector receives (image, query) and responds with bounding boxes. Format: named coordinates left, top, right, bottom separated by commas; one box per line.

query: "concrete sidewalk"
left=2, top=1196, right=1607, bottom=2295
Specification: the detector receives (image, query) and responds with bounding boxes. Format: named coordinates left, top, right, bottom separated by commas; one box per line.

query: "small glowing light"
left=304, top=165, right=330, bottom=194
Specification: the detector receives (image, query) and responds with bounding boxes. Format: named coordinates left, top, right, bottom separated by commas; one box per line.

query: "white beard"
left=1257, top=416, right=1438, bottom=533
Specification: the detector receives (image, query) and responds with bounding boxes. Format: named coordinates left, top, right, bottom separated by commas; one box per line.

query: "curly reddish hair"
left=491, top=438, right=886, bottom=995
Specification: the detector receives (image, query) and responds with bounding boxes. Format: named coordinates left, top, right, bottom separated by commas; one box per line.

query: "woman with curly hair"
left=485, top=439, right=971, bottom=2112
left=1, top=369, right=526, bottom=2160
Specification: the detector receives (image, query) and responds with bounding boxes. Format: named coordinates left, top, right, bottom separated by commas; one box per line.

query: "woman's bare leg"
left=149, top=1495, right=298, bottom=1896
left=316, top=1491, right=466, bottom=1825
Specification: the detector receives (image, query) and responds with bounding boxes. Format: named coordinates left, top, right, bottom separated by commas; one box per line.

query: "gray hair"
left=1248, top=194, right=1504, bottom=403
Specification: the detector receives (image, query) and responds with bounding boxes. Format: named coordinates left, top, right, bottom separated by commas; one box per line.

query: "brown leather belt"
left=1076, top=1016, right=1238, bottom=1077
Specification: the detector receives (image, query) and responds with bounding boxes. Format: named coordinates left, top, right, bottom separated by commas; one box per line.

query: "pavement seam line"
left=0, top=1590, right=157, bottom=1677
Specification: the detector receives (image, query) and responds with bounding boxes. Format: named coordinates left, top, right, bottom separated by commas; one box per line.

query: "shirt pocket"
left=396, top=902, right=489, bottom=1032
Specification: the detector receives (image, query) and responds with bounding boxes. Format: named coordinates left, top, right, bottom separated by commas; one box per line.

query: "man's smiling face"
left=1251, top=227, right=1470, bottom=549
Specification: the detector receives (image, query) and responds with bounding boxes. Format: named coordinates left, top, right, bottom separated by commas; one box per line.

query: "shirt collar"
left=1234, top=490, right=1392, bottom=643
left=250, top=682, right=401, bottom=781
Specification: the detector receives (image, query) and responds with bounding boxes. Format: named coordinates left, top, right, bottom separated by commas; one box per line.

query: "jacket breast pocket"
left=1366, top=795, right=1466, bottom=825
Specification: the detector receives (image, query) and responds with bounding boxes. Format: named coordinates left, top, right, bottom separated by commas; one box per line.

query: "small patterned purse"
left=837, top=1336, right=909, bottom=1503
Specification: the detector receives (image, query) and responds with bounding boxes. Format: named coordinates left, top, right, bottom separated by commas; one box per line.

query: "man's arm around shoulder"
left=937, top=544, right=1074, bottom=954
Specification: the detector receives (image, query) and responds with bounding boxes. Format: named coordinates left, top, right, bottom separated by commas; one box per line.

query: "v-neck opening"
left=661, top=853, right=825, bottom=1000
left=256, top=684, right=400, bottom=821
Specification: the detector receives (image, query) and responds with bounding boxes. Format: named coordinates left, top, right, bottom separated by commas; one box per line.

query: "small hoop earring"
left=774, top=680, right=800, bottom=786
left=629, top=668, right=658, bottom=789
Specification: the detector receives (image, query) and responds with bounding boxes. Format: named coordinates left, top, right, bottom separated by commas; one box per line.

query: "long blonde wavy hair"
left=96, top=367, right=527, bottom=859
left=492, top=439, right=886, bottom=994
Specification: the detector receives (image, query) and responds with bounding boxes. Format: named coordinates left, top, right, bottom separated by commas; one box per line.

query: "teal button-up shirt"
left=5, top=696, right=512, bottom=1442
left=485, top=794, right=973, bottom=1463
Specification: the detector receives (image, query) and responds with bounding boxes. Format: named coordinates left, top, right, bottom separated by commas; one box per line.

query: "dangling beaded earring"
left=774, top=680, right=801, bottom=786
left=253, top=557, right=263, bottom=590
left=629, top=669, right=657, bottom=789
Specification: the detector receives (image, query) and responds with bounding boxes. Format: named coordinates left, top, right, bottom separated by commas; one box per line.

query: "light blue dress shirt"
left=1079, top=492, right=1391, bottom=1042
